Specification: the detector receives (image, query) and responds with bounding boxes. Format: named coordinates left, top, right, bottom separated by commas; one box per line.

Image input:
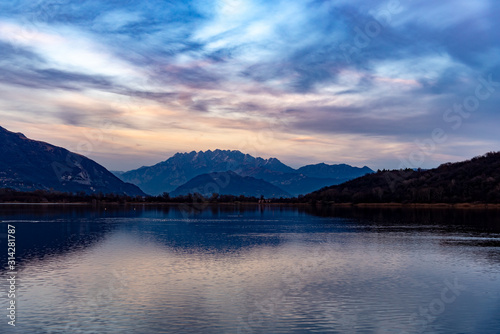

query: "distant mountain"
left=0, top=126, right=145, bottom=196
left=170, top=171, right=291, bottom=198
left=305, top=152, right=500, bottom=204
left=236, top=167, right=369, bottom=196
left=120, top=149, right=292, bottom=195
left=119, top=149, right=373, bottom=196
left=297, top=163, right=373, bottom=179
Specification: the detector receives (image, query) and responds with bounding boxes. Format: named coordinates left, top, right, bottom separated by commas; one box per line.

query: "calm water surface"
left=1, top=204, right=499, bottom=334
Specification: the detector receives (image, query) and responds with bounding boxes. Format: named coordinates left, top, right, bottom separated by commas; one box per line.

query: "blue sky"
left=0, top=0, right=499, bottom=170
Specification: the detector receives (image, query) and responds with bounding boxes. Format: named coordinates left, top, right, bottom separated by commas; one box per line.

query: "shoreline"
left=1, top=202, right=500, bottom=209
left=324, top=202, right=500, bottom=209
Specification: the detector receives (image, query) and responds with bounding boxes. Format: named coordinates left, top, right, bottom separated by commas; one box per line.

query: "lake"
left=1, top=204, right=500, bottom=333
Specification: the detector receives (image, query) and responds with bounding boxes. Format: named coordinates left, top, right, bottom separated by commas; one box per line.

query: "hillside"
left=305, top=152, right=500, bottom=204
left=170, top=171, right=291, bottom=198
left=0, top=126, right=145, bottom=196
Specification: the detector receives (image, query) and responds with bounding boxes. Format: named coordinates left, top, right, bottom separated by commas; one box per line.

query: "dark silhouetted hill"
left=0, top=125, right=145, bottom=196
left=305, top=152, right=500, bottom=204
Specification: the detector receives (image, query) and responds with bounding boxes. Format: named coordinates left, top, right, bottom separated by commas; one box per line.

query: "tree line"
left=301, top=152, right=500, bottom=204
left=0, top=188, right=269, bottom=204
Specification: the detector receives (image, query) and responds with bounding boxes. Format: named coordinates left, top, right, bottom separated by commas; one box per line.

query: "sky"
left=0, top=0, right=499, bottom=171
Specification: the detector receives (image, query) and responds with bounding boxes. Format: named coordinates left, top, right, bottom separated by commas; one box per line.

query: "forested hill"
left=304, top=152, right=500, bottom=204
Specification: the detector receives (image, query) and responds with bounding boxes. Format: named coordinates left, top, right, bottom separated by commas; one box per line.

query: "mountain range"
left=3, top=124, right=497, bottom=203
left=0, top=126, right=145, bottom=196
left=0, top=125, right=373, bottom=198
left=116, top=149, right=373, bottom=196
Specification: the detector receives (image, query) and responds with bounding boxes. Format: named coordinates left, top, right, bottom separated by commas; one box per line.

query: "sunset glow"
left=1, top=0, right=499, bottom=170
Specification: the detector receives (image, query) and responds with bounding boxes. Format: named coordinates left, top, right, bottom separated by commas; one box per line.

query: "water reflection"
left=305, top=205, right=500, bottom=232
left=0, top=204, right=499, bottom=334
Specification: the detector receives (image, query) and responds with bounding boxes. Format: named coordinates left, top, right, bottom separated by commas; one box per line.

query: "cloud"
left=0, top=67, right=115, bottom=91
left=0, top=0, right=499, bottom=170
